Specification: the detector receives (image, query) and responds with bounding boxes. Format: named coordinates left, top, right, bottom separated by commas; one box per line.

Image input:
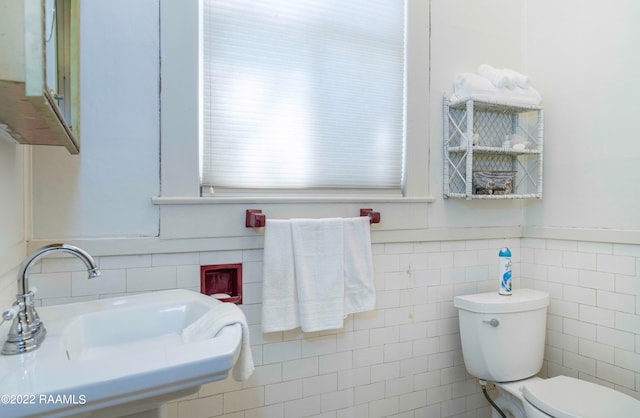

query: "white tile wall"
left=28, top=238, right=640, bottom=417
left=521, top=238, right=640, bottom=400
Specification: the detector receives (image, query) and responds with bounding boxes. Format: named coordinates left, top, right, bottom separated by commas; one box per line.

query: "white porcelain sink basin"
left=0, top=289, right=242, bottom=418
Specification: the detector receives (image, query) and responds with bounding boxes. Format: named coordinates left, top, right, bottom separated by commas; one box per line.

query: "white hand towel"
left=290, top=218, right=345, bottom=332
left=478, top=64, right=510, bottom=89
left=181, top=302, right=255, bottom=381
left=262, top=219, right=300, bottom=333
left=343, top=217, right=375, bottom=314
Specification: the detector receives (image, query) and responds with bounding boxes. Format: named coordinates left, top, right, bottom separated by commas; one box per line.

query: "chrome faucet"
left=1, top=244, right=101, bottom=355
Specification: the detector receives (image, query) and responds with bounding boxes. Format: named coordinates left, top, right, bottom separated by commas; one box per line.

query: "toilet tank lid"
left=522, top=376, right=640, bottom=418
left=453, top=288, right=549, bottom=313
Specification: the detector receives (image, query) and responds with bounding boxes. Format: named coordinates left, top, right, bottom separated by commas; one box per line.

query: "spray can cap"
left=499, top=247, right=511, bottom=257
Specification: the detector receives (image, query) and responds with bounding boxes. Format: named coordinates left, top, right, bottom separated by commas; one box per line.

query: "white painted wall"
left=0, top=142, right=25, bottom=259
left=0, top=139, right=26, bottom=306
left=524, top=0, right=640, bottom=232
left=31, top=0, right=640, bottom=246
left=429, top=0, right=527, bottom=230
left=30, top=0, right=532, bottom=249
left=0, top=0, right=28, bottom=307
left=0, top=0, right=25, bottom=81
left=30, top=0, right=160, bottom=240
left=11, top=0, right=640, bottom=251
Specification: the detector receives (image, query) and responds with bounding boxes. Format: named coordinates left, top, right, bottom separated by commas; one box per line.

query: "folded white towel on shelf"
left=262, top=219, right=299, bottom=333
left=478, top=64, right=533, bottom=90
left=503, top=68, right=531, bottom=89
left=451, top=72, right=542, bottom=106
left=454, top=72, right=497, bottom=97
left=181, top=302, right=255, bottom=381
left=262, top=217, right=376, bottom=333
left=291, top=218, right=345, bottom=332
left=478, top=64, right=510, bottom=89
left=343, top=217, right=376, bottom=315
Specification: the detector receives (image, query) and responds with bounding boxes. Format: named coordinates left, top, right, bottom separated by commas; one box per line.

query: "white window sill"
left=151, top=196, right=435, bottom=205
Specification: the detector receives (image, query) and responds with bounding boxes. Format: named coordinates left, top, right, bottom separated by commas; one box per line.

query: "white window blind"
left=201, top=0, right=406, bottom=192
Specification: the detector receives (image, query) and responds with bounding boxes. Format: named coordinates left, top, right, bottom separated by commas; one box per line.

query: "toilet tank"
left=454, top=289, right=549, bottom=382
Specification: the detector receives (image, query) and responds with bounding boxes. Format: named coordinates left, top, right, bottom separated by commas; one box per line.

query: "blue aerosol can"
left=498, top=247, right=512, bottom=295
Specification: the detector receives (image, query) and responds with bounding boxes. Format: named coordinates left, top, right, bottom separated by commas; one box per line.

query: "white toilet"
left=454, top=288, right=640, bottom=418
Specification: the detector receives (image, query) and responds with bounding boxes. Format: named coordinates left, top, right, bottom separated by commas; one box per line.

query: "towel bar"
left=244, top=208, right=381, bottom=227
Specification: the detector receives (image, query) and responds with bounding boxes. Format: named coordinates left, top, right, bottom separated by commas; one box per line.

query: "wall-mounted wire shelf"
left=443, top=96, right=544, bottom=200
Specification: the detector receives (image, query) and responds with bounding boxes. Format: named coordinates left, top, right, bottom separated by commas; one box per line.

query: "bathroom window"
left=158, top=0, right=428, bottom=208
left=200, top=0, right=406, bottom=195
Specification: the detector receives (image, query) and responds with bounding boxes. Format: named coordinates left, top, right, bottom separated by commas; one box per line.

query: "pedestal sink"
left=0, top=289, right=244, bottom=418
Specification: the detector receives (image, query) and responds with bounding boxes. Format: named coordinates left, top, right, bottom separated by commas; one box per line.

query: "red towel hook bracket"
left=245, top=209, right=266, bottom=228
left=360, top=208, right=381, bottom=224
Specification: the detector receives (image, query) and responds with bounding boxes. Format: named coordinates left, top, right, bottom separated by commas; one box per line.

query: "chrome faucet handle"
left=3, top=304, right=21, bottom=320
left=1, top=304, right=21, bottom=326
left=2, top=297, right=46, bottom=355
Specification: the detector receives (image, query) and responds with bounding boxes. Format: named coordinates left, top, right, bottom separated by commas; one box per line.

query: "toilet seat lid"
left=522, top=376, right=640, bottom=418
